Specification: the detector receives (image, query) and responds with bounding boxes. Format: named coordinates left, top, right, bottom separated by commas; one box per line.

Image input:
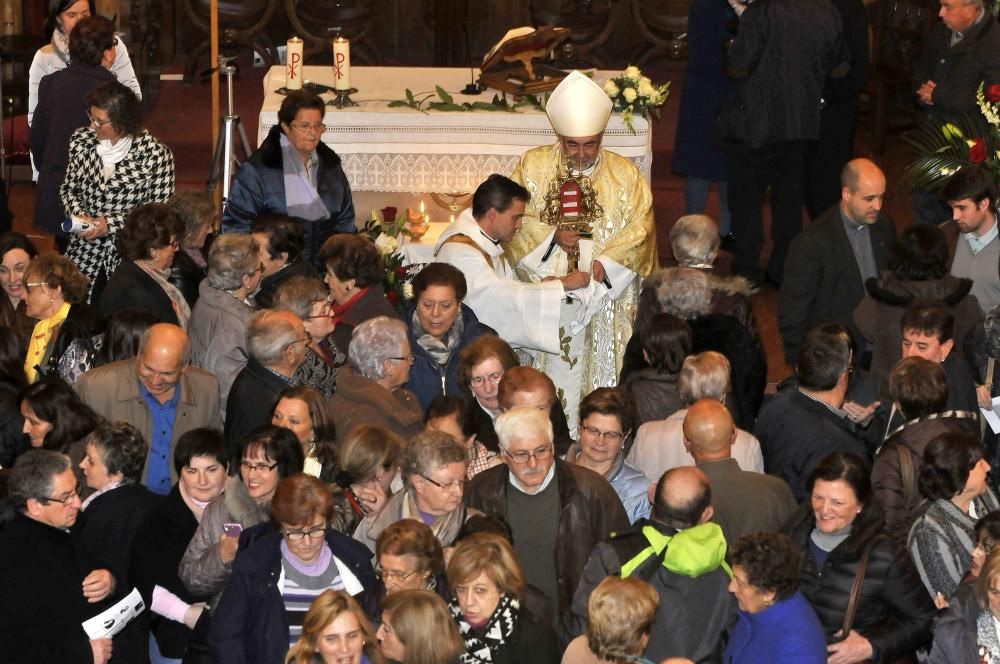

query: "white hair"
left=495, top=406, right=553, bottom=450
left=349, top=316, right=408, bottom=380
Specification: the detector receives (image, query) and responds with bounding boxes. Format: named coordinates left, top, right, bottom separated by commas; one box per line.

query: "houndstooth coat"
left=61, top=127, right=175, bottom=300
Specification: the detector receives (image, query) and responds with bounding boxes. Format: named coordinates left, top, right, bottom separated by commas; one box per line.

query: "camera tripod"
left=207, top=55, right=252, bottom=206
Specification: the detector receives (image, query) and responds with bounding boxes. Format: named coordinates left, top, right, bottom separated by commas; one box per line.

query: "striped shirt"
left=282, top=551, right=344, bottom=646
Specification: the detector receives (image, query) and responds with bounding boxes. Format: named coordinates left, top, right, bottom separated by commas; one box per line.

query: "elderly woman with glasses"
left=22, top=254, right=104, bottom=383
left=62, top=81, right=174, bottom=303
left=332, top=425, right=404, bottom=535
left=101, top=203, right=189, bottom=328
left=223, top=90, right=355, bottom=268
left=375, top=519, right=450, bottom=601
left=457, top=334, right=521, bottom=452
left=179, top=426, right=304, bottom=608
left=355, top=430, right=474, bottom=551
left=275, top=275, right=346, bottom=397
left=565, top=388, right=650, bottom=524
left=210, top=473, right=376, bottom=664
left=329, top=316, right=423, bottom=445
left=189, top=233, right=263, bottom=404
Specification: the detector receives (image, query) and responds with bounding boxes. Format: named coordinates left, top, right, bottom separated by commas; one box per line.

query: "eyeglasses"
left=87, top=113, right=113, bottom=127
left=283, top=524, right=326, bottom=541
left=160, top=240, right=179, bottom=251
left=290, top=122, right=327, bottom=134
left=306, top=300, right=332, bottom=319
left=469, top=371, right=503, bottom=387
left=24, top=281, right=48, bottom=291
left=579, top=425, right=629, bottom=442
left=240, top=460, right=278, bottom=473
left=375, top=563, right=419, bottom=582
left=419, top=474, right=465, bottom=491
left=388, top=354, right=415, bottom=363
left=282, top=336, right=312, bottom=351
left=39, top=485, right=80, bottom=506
left=502, top=446, right=554, bottom=465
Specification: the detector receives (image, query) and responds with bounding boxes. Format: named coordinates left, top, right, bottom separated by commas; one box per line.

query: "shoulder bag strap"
left=841, top=539, right=876, bottom=636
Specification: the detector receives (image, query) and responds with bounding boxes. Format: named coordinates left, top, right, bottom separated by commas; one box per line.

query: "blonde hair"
left=586, top=577, right=659, bottom=661
left=285, top=590, right=384, bottom=664
left=976, top=548, right=1000, bottom=611
left=380, top=589, right=464, bottom=664
left=446, top=532, right=525, bottom=599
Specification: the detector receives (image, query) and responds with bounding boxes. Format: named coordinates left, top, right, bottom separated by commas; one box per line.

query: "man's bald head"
left=652, top=466, right=712, bottom=530
left=683, top=399, right=735, bottom=460
left=136, top=323, right=190, bottom=401
left=840, top=158, right=886, bottom=226
left=841, top=158, right=884, bottom=192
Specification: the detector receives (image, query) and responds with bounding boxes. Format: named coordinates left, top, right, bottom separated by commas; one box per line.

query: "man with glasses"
left=225, top=309, right=309, bottom=460
left=77, top=323, right=221, bottom=495
left=224, top=90, right=356, bottom=268
left=464, top=406, right=629, bottom=620
left=0, top=449, right=117, bottom=663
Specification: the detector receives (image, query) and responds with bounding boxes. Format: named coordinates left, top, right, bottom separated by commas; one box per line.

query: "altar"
left=258, top=65, right=653, bottom=197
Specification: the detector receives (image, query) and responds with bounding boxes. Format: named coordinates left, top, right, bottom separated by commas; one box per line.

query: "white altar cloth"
left=258, top=66, right=652, bottom=194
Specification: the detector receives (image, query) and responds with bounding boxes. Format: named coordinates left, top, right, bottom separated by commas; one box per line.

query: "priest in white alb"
left=434, top=174, right=591, bottom=356
left=506, top=70, right=658, bottom=431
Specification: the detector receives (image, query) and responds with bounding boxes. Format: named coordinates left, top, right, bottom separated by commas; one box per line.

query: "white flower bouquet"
left=603, top=65, right=670, bottom=135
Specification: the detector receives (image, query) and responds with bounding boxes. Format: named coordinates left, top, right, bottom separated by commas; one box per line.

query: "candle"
left=450, top=214, right=455, bottom=224
left=286, top=37, right=303, bottom=90
left=424, top=213, right=430, bottom=225
left=333, top=37, right=351, bottom=91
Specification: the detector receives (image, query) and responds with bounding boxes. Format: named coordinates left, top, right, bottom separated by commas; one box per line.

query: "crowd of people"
left=3, top=0, right=1000, bottom=663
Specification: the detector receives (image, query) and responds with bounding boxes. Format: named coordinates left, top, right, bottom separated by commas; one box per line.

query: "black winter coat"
left=100, top=259, right=180, bottom=326
left=467, top=603, right=559, bottom=664
left=0, top=513, right=105, bottom=663
left=209, top=526, right=376, bottom=664
left=785, top=505, right=937, bottom=661
left=225, top=357, right=290, bottom=461
left=35, top=301, right=106, bottom=380
left=0, top=381, right=28, bottom=469
left=168, top=248, right=207, bottom=308
left=130, top=484, right=210, bottom=658
left=254, top=257, right=317, bottom=310
left=222, top=125, right=356, bottom=269
left=406, top=303, right=490, bottom=411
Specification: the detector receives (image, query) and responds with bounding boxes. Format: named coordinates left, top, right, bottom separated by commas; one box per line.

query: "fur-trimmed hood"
left=221, top=475, right=271, bottom=527
left=863, top=273, right=974, bottom=308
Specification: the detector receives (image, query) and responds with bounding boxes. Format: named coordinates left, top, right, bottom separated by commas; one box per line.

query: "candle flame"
left=419, top=201, right=425, bottom=214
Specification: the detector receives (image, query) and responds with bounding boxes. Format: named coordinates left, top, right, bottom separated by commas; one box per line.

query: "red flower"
left=970, top=137, right=987, bottom=163
left=386, top=290, right=400, bottom=305
left=988, top=84, right=1000, bottom=103
left=394, top=266, right=407, bottom=279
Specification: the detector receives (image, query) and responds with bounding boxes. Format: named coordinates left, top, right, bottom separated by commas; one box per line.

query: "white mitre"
left=544, top=70, right=613, bottom=138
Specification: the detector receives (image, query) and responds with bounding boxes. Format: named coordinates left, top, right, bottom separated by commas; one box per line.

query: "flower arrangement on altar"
left=602, top=66, right=670, bottom=135
left=901, top=82, right=1000, bottom=191
left=361, top=207, right=418, bottom=315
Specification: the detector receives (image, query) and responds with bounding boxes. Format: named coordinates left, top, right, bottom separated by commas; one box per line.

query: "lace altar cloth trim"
left=258, top=66, right=652, bottom=193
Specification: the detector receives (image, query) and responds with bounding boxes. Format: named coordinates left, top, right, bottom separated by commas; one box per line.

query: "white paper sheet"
left=81, top=587, right=146, bottom=639
left=980, top=396, right=1000, bottom=434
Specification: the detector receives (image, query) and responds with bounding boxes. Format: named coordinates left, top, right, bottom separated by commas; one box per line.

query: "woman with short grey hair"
left=355, top=430, right=473, bottom=550
left=670, top=214, right=720, bottom=268
left=189, top=233, right=264, bottom=406
left=627, top=350, right=765, bottom=484
left=330, top=316, right=423, bottom=446
left=275, top=276, right=345, bottom=397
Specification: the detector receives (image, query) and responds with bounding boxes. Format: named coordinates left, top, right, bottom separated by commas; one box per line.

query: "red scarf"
left=329, top=287, right=368, bottom=328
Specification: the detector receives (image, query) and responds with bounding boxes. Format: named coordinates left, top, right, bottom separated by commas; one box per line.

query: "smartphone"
left=223, top=523, right=243, bottom=538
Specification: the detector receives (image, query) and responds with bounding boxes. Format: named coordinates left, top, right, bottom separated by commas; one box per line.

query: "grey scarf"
left=279, top=133, right=330, bottom=221
left=810, top=524, right=852, bottom=552
left=977, top=610, right=1000, bottom=660
left=411, top=308, right=465, bottom=367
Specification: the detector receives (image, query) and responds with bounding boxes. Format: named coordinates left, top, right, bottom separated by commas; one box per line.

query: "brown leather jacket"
left=463, top=459, right=630, bottom=617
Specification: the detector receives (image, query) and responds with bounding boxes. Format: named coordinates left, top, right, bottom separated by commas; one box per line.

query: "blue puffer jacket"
left=724, top=591, right=827, bottom=664
left=406, top=303, right=491, bottom=411
left=208, top=524, right=377, bottom=664
left=222, top=125, right=356, bottom=268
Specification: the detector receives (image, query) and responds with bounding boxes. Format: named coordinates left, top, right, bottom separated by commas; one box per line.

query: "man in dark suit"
left=683, top=399, right=797, bottom=547
left=779, top=158, right=896, bottom=368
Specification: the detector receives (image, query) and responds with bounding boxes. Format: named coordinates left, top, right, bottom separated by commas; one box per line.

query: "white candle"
left=286, top=37, right=303, bottom=90
left=333, top=37, right=351, bottom=91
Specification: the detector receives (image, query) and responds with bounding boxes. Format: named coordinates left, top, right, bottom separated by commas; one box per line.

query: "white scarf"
left=96, top=135, right=134, bottom=179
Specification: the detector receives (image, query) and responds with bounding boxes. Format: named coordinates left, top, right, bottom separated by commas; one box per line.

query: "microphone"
left=462, top=23, right=481, bottom=95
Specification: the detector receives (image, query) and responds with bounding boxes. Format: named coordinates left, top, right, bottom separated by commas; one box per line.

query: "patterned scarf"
left=411, top=308, right=465, bottom=367
left=279, top=134, right=330, bottom=221
left=135, top=260, right=191, bottom=330
left=24, top=301, right=70, bottom=383
left=449, top=594, right=519, bottom=664
left=399, top=489, right=464, bottom=547
left=978, top=611, right=1000, bottom=662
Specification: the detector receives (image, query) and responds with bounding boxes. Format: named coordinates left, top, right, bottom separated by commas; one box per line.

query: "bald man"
left=779, top=158, right=896, bottom=367
left=563, top=465, right=735, bottom=662
left=76, top=323, right=222, bottom=494
left=684, top=400, right=796, bottom=546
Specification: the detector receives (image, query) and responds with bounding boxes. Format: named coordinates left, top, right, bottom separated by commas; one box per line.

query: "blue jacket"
left=724, top=591, right=827, bottom=664
left=406, top=303, right=490, bottom=411
left=209, top=524, right=376, bottom=664
left=222, top=125, right=356, bottom=268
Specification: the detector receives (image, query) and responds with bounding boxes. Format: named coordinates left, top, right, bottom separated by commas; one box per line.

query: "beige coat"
left=75, top=358, right=222, bottom=483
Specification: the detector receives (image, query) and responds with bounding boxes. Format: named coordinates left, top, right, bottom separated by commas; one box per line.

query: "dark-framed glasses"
left=87, top=113, right=113, bottom=127
left=579, top=425, right=629, bottom=442
left=388, top=353, right=415, bottom=363
left=283, top=524, right=326, bottom=541
left=240, top=460, right=279, bottom=473
left=39, top=485, right=80, bottom=506
left=502, top=446, right=554, bottom=464
left=419, top=474, right=465, bottom=491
